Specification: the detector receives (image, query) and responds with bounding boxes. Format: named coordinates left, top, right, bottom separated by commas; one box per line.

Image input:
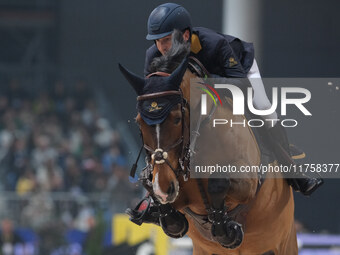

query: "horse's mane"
left=149, top=29, right=190, bottom=73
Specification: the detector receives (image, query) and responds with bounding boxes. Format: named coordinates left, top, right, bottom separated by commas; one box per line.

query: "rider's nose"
left=161, top=45, right=169, bottom=53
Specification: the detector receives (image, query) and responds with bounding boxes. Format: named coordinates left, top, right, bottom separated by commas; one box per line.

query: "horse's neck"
left=178, top=71, right=262, bottom=211
left=180, top=70, right=197, bottom=103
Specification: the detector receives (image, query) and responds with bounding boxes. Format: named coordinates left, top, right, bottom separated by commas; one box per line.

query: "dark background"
left=0, top=0, right=339, bottom=233
left=260, top=1, right=340, bottom=233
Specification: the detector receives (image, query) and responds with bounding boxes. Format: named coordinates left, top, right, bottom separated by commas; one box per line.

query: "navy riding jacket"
left=144, top=27, right=255, bottom=78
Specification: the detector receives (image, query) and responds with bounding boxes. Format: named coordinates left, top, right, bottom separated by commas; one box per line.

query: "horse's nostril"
left=167, top=182, right=175, bottom=194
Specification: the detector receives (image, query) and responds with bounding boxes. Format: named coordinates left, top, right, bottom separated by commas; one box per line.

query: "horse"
left=119, top=31, right=298, bottom=255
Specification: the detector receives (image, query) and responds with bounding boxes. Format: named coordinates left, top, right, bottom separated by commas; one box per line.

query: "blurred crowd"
left=0, top=79, right=141, bottom=255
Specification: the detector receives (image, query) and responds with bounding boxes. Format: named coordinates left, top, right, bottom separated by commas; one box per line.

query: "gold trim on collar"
left=190, top=34, right=202, bottom=54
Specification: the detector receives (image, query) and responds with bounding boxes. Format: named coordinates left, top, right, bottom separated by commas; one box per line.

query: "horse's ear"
left=118, top=63, right=145, bottom=95
left=167, top=58, right=188, bottom=90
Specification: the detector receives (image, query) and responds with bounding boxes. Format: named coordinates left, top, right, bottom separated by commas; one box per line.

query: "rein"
left=146, top=71, right=171, bottom=78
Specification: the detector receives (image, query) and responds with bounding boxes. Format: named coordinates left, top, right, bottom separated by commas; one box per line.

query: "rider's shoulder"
left=193, top=27, right=236, bottom=50
left=193, top=27, right=226, bottom=42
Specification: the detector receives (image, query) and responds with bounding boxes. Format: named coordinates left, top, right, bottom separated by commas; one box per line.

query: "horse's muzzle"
left=153, top=173, right=179, bottom=204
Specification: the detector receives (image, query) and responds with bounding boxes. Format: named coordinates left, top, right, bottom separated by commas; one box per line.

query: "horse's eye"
left=174, top=117, right=181, bottom=124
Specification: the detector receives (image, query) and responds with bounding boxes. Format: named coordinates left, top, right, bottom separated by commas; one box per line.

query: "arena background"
left=0, top=0, right=339, bottom=254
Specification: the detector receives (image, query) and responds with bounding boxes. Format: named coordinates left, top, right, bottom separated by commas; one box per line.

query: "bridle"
left=129, top=77, right=192, bottom=196
left=138, top=89, right=190, bottom=180
left=130, top=57, right=214, bottom=192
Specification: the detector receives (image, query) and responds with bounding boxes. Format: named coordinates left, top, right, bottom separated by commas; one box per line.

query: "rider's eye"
left=174, top=117, right=181, bottom=124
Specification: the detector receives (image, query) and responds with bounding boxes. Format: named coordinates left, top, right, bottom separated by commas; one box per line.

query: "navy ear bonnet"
left=119, top=58, right=188, bottom=125
left=137, top=94, right=182, bottom=125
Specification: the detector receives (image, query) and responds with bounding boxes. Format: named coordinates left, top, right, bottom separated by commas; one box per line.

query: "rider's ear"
left=119, top=63, right=145, bottom=95
left=182, top=29, right=190, bottom=42
left=167, top=58, right=188, bottom=90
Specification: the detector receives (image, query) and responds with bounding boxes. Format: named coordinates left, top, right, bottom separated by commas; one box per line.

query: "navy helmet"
left=146, top=3, right=192, bottom=40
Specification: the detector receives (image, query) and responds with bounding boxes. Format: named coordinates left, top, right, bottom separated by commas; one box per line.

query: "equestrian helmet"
left=146, top=3, right=192, bottom=40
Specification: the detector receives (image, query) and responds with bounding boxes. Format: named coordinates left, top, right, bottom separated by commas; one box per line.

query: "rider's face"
left=155, top=30, right=190, bottom=56
left=155, top=35, right=172, bottom=55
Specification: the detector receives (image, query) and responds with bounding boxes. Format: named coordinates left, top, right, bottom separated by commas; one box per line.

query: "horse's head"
left=119, top=58, right=191, bottom=204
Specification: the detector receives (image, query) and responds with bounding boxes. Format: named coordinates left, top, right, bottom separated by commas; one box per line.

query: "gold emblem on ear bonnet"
left=149, top=101, right=162, bottom=112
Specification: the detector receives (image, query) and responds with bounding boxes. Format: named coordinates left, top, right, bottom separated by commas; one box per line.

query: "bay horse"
left=119, top=31, right=297, bottom=255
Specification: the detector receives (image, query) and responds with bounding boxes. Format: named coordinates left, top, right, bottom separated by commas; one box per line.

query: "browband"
left=137, top=90, right=181, bottom=101
left=146, top=72, right=171, bottom=78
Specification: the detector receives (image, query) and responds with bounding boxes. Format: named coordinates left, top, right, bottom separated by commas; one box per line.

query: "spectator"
left=21, top=186, right=54, bottom=230
left=15, top=167, right=36, bottom=196
left=0, top=78, right=142, bottom=254
left=93, top=118, right=115, bottom=151
left=31, top=135, right=57, bottom=169
left=81, top=99, right=98, bottom=128
left=107, top=164, right=137, bottom=214
left=36, top=159, right=64, bottom=192
left=102, top=145, right=126, bottom=174
left=0, top=219, right=24, bottom=255
left=63, top=156, right=83, bottom=193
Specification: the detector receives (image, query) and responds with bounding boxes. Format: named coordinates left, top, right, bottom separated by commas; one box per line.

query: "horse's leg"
left=278, top=220, right=298, bottom=255
left=187, top=217, right=226, bottom=255
left=192, top=242, right=211, bottom=255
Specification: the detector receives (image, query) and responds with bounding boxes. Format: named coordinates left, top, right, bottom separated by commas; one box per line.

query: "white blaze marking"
left=156, top=124, right=160, bottom=148
left=153, top=173, right=168, bottom=203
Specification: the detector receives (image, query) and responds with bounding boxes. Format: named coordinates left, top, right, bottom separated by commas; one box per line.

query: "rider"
left=142, top=2, right=323, bottom=196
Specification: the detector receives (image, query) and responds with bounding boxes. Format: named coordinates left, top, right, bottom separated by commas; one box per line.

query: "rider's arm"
left=215, top=38, right=248, bottom=78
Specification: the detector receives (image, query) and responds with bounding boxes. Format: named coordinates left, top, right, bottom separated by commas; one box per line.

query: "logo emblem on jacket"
left=229, top=57, right=238, bottom=67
